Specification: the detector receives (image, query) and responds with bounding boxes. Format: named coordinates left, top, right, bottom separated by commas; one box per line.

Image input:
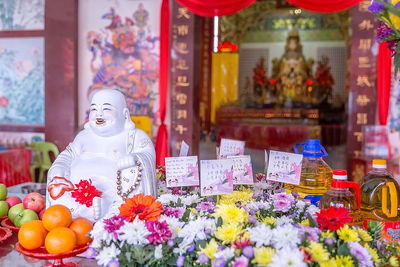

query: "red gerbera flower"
left=119, top=194, right=163, bottom=222
left=316, top=206, right=353, bottom=231
left=71, top=179, right=101, bottom=207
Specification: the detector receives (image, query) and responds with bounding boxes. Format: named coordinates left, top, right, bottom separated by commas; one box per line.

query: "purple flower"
left=205, top=228, right=212, bottom=235
left=297, top=225, right=321, bottom=242
left=108, top=259, right=119, bottom=267
left=198, top=253, right=209, bottom=264
left=167, top=239, right=175, bottom=247
left=145, top=220, right=172, bottom=245
left=273, top=199, right=292, bottom=212
left=325, top=237, right=335, bottom=246
left=164, top=207, right=185, bottom=218
left=396, top=2, right=400, bottom=8
left=232, top=256, right=249, bottom=267
left=103, top=215, right=127, bottom=239
left=368, top=1, right=384, bottom=13
left=242, top=246, right=254, bottom=258
left=187, top=243, right=195, bottom=252
left=348, top=242, right=373, bottom=267
left=272, top=192, right=294, bottom=202
left=177, top=256, right=185, bottom=267
left=377, top=23, right=394, bottom=42
left=213, top=257, right=226, bottom=267
left=86, top=247, right=96, bottom=259
left=248, top=215, right=257, bottom=224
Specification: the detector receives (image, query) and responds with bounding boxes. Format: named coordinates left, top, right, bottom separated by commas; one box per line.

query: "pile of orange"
left=18, top=204, right=93, bottom=254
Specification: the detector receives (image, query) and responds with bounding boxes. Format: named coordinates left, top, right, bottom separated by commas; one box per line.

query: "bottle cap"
left=332, top=169, right=347, bottom=180
left=372, top=159, right=387, bottom=169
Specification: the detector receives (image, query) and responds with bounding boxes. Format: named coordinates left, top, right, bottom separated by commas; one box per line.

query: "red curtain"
left=155, top=0, right=170, bottom=166
left=175, top=0, right=256, bottom=17
left=286, top=0, right=362, bottom=13
left=377, top=42, right=392, bottom=126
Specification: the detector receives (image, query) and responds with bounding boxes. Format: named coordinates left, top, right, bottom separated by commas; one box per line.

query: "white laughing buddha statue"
left=46, top=89, right=157, bottom=222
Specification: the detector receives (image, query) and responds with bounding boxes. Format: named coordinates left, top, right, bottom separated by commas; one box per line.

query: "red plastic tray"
left=0, top=226, right=12, bottom=242
left=1, top=217, right=19, bottom=232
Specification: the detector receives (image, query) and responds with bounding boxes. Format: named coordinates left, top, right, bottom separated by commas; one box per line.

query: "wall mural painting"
left=81, top=0, right=160, bottom=130
left=0, top=0, right=44, bottom=30
left=0, top=37, right=44, bottom=125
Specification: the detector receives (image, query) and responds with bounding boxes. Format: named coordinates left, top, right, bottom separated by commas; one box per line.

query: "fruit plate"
left=1, top=217, right=19, bottom=232
left=16, top=242, right=89, bottom=267
left=0, top=226, right=12, bottom=242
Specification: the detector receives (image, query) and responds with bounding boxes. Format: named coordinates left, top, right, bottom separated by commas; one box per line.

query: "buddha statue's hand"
left=93, top=197, right=101, bottom=220
left=117, top=154, right=139, bottom=170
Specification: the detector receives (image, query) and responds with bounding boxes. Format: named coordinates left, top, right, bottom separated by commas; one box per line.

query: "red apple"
left=6, top=196, right=22, bottom=208
left=23, top=193, right=45, bottom=213
left=39, top=208, right=45, bottom=220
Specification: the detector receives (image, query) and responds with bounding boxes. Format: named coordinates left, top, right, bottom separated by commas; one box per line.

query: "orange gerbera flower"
left=119, top=194, right=163, bottom=222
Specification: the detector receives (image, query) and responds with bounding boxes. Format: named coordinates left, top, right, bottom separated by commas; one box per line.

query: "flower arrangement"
left=71, top=179, right=101, bottom=207
left=369, top=0, right=400, bottom=73
left=88, top=186, right=400, bottom=267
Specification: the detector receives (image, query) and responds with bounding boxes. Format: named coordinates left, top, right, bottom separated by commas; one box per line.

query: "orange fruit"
left=69, top=217, right=93, bottom=246
left=45, top=227, right=76, bottom=254
left=18, top=220, right=48, bottom=250
left=42, top=205, right=72, bottom=231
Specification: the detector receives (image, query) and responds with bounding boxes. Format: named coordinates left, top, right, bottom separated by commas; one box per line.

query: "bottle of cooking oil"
left=319, top=170, right=361, bottom=224
left=360, top=159, right=400, bottom=243
left=287, top=139, right=332, bottom=205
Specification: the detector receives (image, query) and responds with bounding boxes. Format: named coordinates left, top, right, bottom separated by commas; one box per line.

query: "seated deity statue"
left=272, top=28, right=314, bottom=106
left=46, top=88, right=157, bottom=222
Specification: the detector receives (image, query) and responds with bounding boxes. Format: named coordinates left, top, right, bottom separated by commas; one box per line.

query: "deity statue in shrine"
left=271, top=28, right=314, bottom=107
left=46, top=89, right=157, bottom=222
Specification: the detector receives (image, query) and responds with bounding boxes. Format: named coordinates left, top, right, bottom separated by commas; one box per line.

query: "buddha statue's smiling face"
left=88, top=89, right=128, bottom=137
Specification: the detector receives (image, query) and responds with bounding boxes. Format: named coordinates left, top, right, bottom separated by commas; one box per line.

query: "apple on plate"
left=14, top=209, right=38, bottom=227
left=0, top=184, right=7, bottom=201
left=23, top=192, right=45, bottom=213
left=8, top=203, right=24, bottom=222
left=0, top=201, right=8, bottom=217
left=6, top=196, right=22, bottom=208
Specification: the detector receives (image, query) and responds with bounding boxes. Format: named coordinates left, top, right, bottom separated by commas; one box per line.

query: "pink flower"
left=103, top=215, right=127, bottom=240
left=196, top=202, right=215, bottom=212
left=232, top=256, right=249, bottom=267
left=272, top=192, right=294, bottom=202
left=145, top=220, right=172, bottom=245
left=163, top=207, right=185, bottom=218
left=273, top=199, right=292, bottom=212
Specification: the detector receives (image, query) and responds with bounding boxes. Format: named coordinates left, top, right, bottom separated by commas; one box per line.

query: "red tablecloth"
left=0, top=148, right=32, bottom=186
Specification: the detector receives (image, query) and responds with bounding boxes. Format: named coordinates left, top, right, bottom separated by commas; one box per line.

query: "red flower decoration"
left=316, top=206, right=353, bottom=231
left=71, top=179, right=101, bottom=207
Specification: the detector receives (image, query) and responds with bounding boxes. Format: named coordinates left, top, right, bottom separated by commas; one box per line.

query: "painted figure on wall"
left=86, top=3, right=159, bottom=121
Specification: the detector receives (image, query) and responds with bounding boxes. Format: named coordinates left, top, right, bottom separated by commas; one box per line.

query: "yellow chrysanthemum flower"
left=337, top=225, right=360, bottom=242
left=321, top=231, right=334, bottom=239
left=261, top=216, right=277, bottom=227
left=336, top=255, right=354, bottom=267
left=364, top=244, right=380, bottom=263
left=215, top=223, right=243, bottom=243
left=219, top=189, right=254, bottom=205
left=320, top=258, right=337, bottom=267
left=198, top=238, right=219, bottom=260
left=390, top=0, right=400, bottom=30
left=357, top=228, right=373, bottom=242
left=307, top=241, right=330, bottom=263
left=213, top=204, right=249, bottom=225
left=390, top=256, right=400, bottom=267
left=189, top=207, right=198, bottom=216
left=300, top=219, right=310, bottom=226
left=252, top=247, right=275, bottom=265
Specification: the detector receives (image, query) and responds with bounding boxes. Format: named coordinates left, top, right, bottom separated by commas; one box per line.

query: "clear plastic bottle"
left=319, top=170, right=361, bottom=224
left=360, top=159, right=400, bottom=222
left=287, top=139, right=332, bottom=205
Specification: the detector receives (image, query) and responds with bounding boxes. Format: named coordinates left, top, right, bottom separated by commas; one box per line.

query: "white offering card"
left=227, top=155, right=254, bottom=185
left=266, top=150, right=303, bottom=185
left=200, top=159, right=234, bottom=196
left=219, top=138, right=245, bottom=158
left=165, top=156, right=199, bottom=187
left=179, top=140, right=189, bottom=157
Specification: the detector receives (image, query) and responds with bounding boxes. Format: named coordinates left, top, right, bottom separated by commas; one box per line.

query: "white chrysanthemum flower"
left=214, top=247, right=235, bottom=260
left=157, top=193, right=179, bottom=205
left=160, top=215, right=185, bottom=239
left=154, top=244, right=163, bottom=259
left=117, top=218, right=150, bottom=246
left=178, top=217, right=217, bottom=245
left=247, top=224, right=273, bottom=247
left=95, top=243, right=120, bottom=266
left=306, top=204, right=320, bottom=217
left=245, top=200, right=270, bottom=212
left=181, top=194, right=201, bottom=206
left=276, top=215, right=293, bottom=226
left=295, top=200, right=307, bottom=211
left=89, top=220, right=115, bottom=248
left=269, top=247, right=307, bottom=267
left=272, top=224, right=300, bottom=250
